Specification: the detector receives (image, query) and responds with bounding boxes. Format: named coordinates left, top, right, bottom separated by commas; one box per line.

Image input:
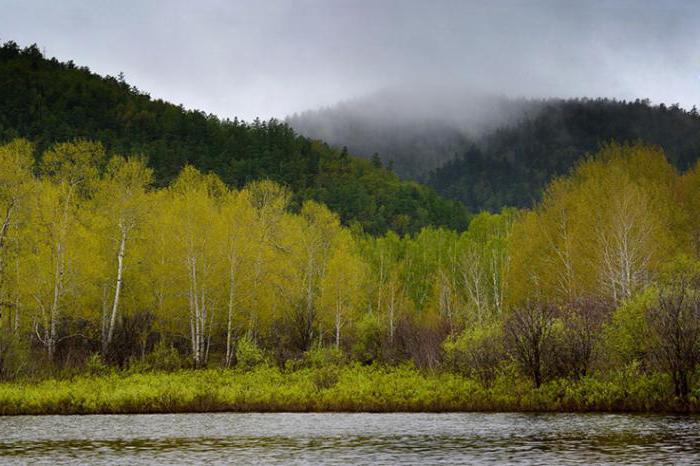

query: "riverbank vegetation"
left=1, top=140, right=700, bottom=413
left=0, top=363, right=694, bottom=415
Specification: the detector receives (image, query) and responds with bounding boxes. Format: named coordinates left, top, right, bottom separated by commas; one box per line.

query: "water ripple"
left=0, top=412, right=698, bottom=465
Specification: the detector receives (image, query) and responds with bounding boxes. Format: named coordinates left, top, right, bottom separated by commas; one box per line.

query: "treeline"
left=2, top=140, right=700, bottom=401
left=0, top=41, right=468, bottom=235
left=287, top=89, right=487, bottom=180
left=429, top=98, right=700, bottom=211
left=288, top=86, right=700, bottom=213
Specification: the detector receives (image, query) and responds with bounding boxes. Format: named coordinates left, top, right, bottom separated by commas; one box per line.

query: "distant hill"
left=287, top=89, right=527, bottom=180
left=430, top=98, right=700, bottom=211
left=0, top=41, right=469, bottom=234
left=289, top=90, right=700, bottom=212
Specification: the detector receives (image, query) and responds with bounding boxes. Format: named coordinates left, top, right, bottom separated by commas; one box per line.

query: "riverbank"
left=0, top=365, right=696, bottom=415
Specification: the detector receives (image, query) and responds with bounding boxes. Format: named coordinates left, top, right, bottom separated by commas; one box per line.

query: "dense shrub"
left=600, top=288, right=656, bottom=368
left=235, top=335, right=267, bottom=371
left=351, top=314, right=385, bottom=364
left=556, top=297, right=612, bottom=379
left=0, top=365, right=695, bottom=415
left=144, top=341, right=184, bottom=372
left=0, top=333, right=32, bottom=381
left=504, top=302, right=559, bottom=387
left=85, top=353, right=110, bottom=376
left=646, top=266, right=700, bottom=401
left=312, top=366, right=340, bottom=390
left=395, top=314, right=449, bottom=369
left=304, top=346, right=347, bottom=368
left=443, top=323, right=503, bottom=385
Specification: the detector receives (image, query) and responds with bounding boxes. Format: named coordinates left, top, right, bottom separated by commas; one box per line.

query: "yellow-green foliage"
left=0, top=365, right=694, bottom=415
left=601, top=287, right=657, bottom=366
left=3, top=139, right=700, bottom=410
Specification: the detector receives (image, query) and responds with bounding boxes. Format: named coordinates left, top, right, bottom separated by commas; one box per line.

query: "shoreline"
left=0, top=366, right=697, bottom=416
left=4, top=408, right=695, bottom=416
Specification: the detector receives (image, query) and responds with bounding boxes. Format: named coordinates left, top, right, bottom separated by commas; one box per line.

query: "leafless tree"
left=504, top=301, right=558, bottom=387
left=647, top=272, right=700, bottom=402
left=558, top=296, right=612, bottom=378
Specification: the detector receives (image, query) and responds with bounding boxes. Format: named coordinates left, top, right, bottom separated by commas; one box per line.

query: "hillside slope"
left=287, top=89, right=524, bottom=180
left=0, top=42, right=468, bottom=234
left=430, top=98, right=700, bottom=211
left=289, top=91, right=700, bottom=211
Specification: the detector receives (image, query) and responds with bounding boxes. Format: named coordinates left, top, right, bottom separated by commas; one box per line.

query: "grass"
left=0, top=363, right=696, bottom=415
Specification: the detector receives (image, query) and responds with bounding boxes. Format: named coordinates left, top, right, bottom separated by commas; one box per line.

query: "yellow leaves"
left=246, top=179, right=290, bottom=213
left=6, top=139, right=380, bottom=356
left=0, top=139, right=34, bottom=203
left=105, top=155, right=153, bottom=186
left=677, top=161, right=700, bottom=254
left=40, top=140, right=105, bottom=195
left=170, top=165, right=226, bottom=200
left=300, top=200, right=341, bottom=243
left=319, top=232, right=368, bottom=327
left=507, top=143, right=683, bottom=307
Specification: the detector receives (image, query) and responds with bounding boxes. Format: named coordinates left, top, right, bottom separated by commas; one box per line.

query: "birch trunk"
left=104, top=225, right=127, bottom=354
left=387, top=281, right=396, bottom=344
left=48, top=240, right=63, bottom=361
left=335, top=296, right=341, bottom=348
left=0, top=203, right=14, bottom=281
left=225, top=259, right=236, bottom=367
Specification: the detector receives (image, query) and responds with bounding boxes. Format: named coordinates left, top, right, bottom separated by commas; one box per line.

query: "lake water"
left=0, top=412, right=698, bottom=464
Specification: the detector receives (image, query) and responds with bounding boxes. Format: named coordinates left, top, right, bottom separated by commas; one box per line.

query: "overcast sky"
left=2, top=0, right=699, bottom=121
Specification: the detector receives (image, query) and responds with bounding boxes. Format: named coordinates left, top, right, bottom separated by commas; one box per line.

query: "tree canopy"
left=0, top=41, right=468, bottom=235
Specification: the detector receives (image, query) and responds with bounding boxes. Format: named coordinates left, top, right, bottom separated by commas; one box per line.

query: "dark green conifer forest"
left=0, top=41, right=468, bottom=235
left=289, top=91, right=700, bottom=211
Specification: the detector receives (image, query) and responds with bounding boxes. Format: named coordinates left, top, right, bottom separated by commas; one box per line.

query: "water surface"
left=1, top=412, right=698, bottom=464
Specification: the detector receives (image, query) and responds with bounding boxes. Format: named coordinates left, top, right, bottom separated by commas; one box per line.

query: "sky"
left=2, top=0, right=699, bottom=121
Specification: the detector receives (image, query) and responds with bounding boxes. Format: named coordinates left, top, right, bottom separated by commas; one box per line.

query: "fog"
left=2, top=0, right=699, bottom=121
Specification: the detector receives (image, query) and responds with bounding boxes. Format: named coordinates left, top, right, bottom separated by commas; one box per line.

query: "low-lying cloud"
left=2, top=0, right=698, bottom=120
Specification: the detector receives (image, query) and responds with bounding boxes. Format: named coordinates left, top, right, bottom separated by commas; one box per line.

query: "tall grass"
left=0, top=363, right=696, bottom=415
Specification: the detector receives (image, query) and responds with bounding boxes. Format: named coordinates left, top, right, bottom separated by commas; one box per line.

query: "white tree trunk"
left=387, top=281, right=396, bottom=344
left=225, top=259, right=236, bottom=367
left=335, top=296, right=342, bottom=348
left=13, top=258, right=20, bottom=334
left=0, top=203, right=14, bottom=281
left=104, top=226, right=127, bottom=353
left=597, top=191, right=652, bottom=304
left=188, top=255, right=201, bottom=367
left=462, top=249, right=485, bottom=322
left=48, top=240, right=63, bottom=361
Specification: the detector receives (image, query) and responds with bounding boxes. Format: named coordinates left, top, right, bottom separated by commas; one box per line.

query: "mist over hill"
left=289, top=91, right=700, bottom=211
left=287, top=88, right=536, bottom=180
left=0, top=42, right=469, bottom=235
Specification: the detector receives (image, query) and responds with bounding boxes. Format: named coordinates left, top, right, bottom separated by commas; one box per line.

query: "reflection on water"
left=0, top=412, right=698, bottom=464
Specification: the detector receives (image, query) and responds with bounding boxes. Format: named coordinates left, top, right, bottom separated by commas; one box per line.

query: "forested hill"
left=0, top=41, right=468, bottom=234
left=429, top=98, right=700, bottom=211
left=289, top=91, right=700, bottom=212
left=287, top=89, right=523, bottom=180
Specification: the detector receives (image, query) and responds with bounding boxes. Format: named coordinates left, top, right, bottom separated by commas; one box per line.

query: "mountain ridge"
left=0, top=41, right=469, bottom=235
left=288, top=90, right=700, bottom=211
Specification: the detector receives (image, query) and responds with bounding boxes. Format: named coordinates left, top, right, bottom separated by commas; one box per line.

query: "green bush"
left=144, top=341, right=184, bottom=372
left=236, top=335, right=267, bottom=371
left=85, top=353, right=110, bottom=376
left=351, top=314, right=384, bottom=364
left=0, top=334, right=33, bottom=380
left=312, top=366, right=340, bottom=390
left=0, top=364, right=696, bottom=415
left=305, top=347, right=347, bottom=368
left=600, top=287, right=656, bottom=368
left=443, top=322, right=503, bottom=385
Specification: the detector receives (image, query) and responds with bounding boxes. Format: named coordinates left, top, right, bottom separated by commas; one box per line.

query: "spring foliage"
left=1, top=140, right=700, bottom=407
left=0, top=41, right=469, bottom=236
